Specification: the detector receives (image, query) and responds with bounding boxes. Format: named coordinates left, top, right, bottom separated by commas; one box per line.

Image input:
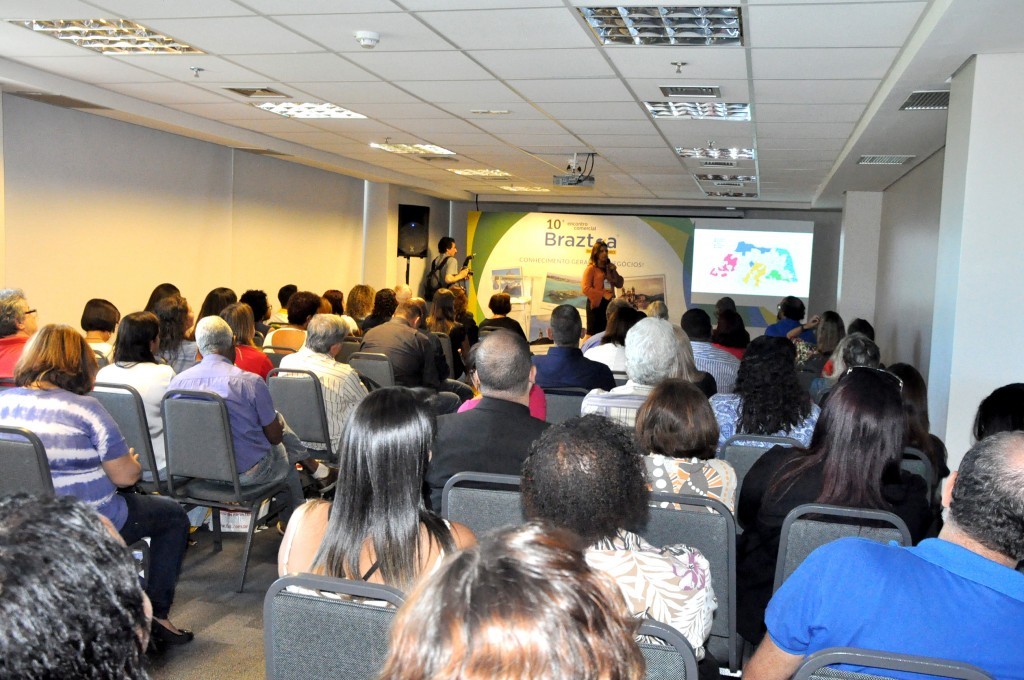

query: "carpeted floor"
left=148, top=522, right=282, bottom=680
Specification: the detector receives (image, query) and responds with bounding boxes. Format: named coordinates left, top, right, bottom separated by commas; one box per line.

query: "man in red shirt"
left=0, top=289, right=38, bottom=378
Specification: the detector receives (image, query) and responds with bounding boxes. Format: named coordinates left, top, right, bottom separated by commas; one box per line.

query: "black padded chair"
left=638, top=619, right=700, bottom=680
left=441, top=472, right=523, bottom=538
left=720, top=434, right=802, bottom=496
left=901, top=447, right=935, bottom=503
left=432, top=332, right=456, bottom=378
left=162, top=389, right=289, bottom=592
left=267, top=368, right=335, bottom=463
left=612, top=370, right=628, bottom=386
left=643, top=492, right=740, bottom=672
left=348, top=352, right=395, bottom=388
left=264, top=574, right=405, bottom=680
left=774, top=503, right=912, bottom=593
left=92, top=383, right=166, bottom=494
left=0, top=425, right=54, bottom=497
left=542, top=387, right=588, bottom=423
left=792, top=647, right=992, bottom=680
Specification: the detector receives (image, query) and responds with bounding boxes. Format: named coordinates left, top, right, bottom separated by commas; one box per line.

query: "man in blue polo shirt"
left=763, top=296, right=817, bottom=344
left=745, top=432, right=1024, bottom=680
left=533, top=305, right=615, bottom=392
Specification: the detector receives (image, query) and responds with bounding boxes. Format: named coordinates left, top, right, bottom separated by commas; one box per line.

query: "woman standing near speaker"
left=581, top=239, right=623, bottom=337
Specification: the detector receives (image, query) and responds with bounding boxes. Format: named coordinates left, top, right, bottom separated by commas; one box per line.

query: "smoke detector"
left=354, top=30, right=379, bottom=49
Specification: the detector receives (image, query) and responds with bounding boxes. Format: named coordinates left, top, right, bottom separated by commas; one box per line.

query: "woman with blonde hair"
left=220, top=303, right=273, bottom=380
left=674, top=326, right=718, bottom=397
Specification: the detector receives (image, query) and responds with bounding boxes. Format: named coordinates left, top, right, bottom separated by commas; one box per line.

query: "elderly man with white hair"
left=580, top=317, right=680, bottom=428
left=280, top=314, right=367, bottom=453
left=0, top=288, right=38, bottom=378
left=168, top=316, right=309, bottom=516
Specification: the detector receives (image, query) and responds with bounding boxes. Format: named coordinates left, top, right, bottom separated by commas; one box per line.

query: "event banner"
left=466, top=211, right=806, bottom=340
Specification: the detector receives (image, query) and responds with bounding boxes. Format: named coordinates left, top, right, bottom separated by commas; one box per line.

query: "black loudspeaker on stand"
left=397, top=204, right=429, bottom=284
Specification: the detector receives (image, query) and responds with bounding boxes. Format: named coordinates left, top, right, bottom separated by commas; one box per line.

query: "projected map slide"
left=691, top=229, right=813, bottom=299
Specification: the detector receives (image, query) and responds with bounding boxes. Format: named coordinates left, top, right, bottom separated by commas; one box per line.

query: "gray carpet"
left=148, top=523, right=282, bottom=680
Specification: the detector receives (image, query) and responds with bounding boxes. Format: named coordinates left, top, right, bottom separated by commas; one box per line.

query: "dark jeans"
left=119, top=492, right=189, bottom=620
left=586, top=297, right=610, bottom=335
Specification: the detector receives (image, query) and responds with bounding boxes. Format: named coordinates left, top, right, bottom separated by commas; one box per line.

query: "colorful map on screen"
left=710, top=241, right=798, bottom=287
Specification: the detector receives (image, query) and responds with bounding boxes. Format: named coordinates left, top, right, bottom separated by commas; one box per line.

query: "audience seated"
left=409, top=297, right=474, bottom=403
left=674, top=326, right=718, bottom=397
left=144, top=282, right=180, bottom=313
left=425, top=330, right=548, bottom=510
left=0, top=325, right=191, bottom=646
left=0, top=494, right=152, bottom=675
left=646, top=300, right=669, bottom=320
left=240, top=289, right=272, bottom=343
left=319, top=289, right=359, bottom=336
left=0, top=288, right=38, bottom=378
left=764, top=296, right=816, bottom=344
left=153, top=294, right=198, bottom=374
left=360, top=288, right=398, bottom=334
left=478, top=292, right=527, bottom=341
left=532, top=304, right=615, bottom=392
left=96, top=311, right=175, bottom=480
left=263, top=291, right=320, bottom=352
left=847, top=317, right=876, bottom=340
left=522, top=415, right=717, bottom=671
left=809, top=332, right=880, bottom=404
left=81, top=298, right=120, bottom=363
left=889, top=362, right=950, bottom=486
left=425, top=289, right=470, bottom=379
left=637, top=378, right=738, bottom=512
left=278, top=388, right=475, bottom=586
left=195, top=287, right=237, bottom=325
left=582, top=317, right=680, bottom=428
left=583, top=305, right=644, bottom=373
left=379, top=522, right=645, bottom=680
left=735, top=367, right=932, bottom=644
left=973, top=383, right=1024, bottom=440
left=745, top=431, right=1024, bottom=680
left=682, top=308, right=739, bottom=394
left=710, top=336, right=820, bottom=450
left=449, top=286, right=478, bottom=346
left=580, top=296, right=631, bottom=353
left=345, top=284, right=375, bottom=327
left=715, top=296, right=736, bottom=319
left=711, top=308, right=750, bottom=360
left=169, top=317, right=308, bottom=518
left=218, top=303, right=273, bottom=380
left=279, top=314, right=367, bottom=454
left=269, top=284, right=297, bottom=325
left=791, top=310, right=844, bottom=378
left=458, top=341, right=546, bottom=420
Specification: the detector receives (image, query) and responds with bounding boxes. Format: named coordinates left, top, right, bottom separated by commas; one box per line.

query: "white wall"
left=875, top=150, right=944, bottom=371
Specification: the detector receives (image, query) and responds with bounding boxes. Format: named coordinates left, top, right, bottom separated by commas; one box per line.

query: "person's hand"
left=805, top=315, right=821, bottom=328
left=129, top=448, right=139, bottom=464
left=459, top=267, right=470, bottom=280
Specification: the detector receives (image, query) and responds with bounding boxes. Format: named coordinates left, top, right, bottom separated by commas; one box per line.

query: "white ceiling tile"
left=303, top=118, right=411, bottom=133
left=345, top=51, right=492, bottom=81
left=170, top=101, right=279, bottom=119
left=289, top=81, right=423, bottom=104
left=563, top=119, right=658, bottom=135
left=656, top=119, right=753, bottom=140
left=581, top=134, right=665, bottom=148
left=14, top=55, right=169, bottom=83
left=754, top=78, right=880, bottom=104
left=757, top=122, right=855, bottom=138
left=758, top=149, right=840, bottom=162
left=470, top=118, right=567, bottom=135
left=109, top=54, right=270, bottom=83
left=468, top=48, right=615, bottom=79
left=538, top=101, right=648, bottom=120
left=421, top=134, right=504, bottom=147
left=493, top=132, right=583, bottom=146
left=758, top=137, right=846, bottom=151
left=0, top=1, right=101, bottom=17
left=405, top=0, right=562, bottom=9
left=227, top=53, right=375, bottom=82
left=88, top=0, right=256, bottom=19
left=103, top=81, right=228, bottom=104
left=270, top=130, right=350, bottom=142
left=221, top=117, right=315, bottom=132
left=397, top=79, right=522, bottom=103
left=605, top=46, right=749, bottom=80
left=243, top=0, right=404, bottom=13
left=754, top=103, right=866, bottom=123
left=509, top=78, right=634, bottom=103
left=0, top=22, right=95, bottom=57
left=419, top=9, right=593, bottom=50
left=353, top=102, right=453, bottom=119
left=748, top=3, right=926, bottom=48
left=145, top=17, right=323, bottom=55
left=441, top=103, right=545, bottom=119
left=273, top=13, right=453, bottom=52
left=752, top=47, right=900, bottom=80
left=629, top=78, right=751, bottom=101
left=387, top=117, right=484, bottom=135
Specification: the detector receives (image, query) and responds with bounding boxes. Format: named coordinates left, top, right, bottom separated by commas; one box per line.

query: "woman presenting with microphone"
left=582, top=240, right=624, bottom=336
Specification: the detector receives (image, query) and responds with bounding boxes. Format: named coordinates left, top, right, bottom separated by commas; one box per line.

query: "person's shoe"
left=150, top=622, right=194, bottom=646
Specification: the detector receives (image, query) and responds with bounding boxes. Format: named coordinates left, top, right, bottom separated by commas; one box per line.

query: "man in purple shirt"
left=168, top=317, right=317, bottom=517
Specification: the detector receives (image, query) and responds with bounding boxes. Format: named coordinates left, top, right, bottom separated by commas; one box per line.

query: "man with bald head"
left=746, top=431, right=1024, bottom=679
left=425, top=330, right=549, bottom=510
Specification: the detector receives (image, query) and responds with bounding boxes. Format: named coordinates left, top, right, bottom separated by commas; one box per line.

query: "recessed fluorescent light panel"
left=579, top=6, right=742, bottom=46
left=857, top=155, right=915, bottom=165
left=256, top=102, right=365, bottom=119
left=705, top=191, right=757, bottom=198
left=500, top=185, right=551, bottom=192
left=646, top=101, right=749, bottom=120
left=12, top=19, right=202, bottom=54
left=677, top=147, right=756, bottom=160
left=370, top=143, right=456, bottom=155
left=694, top=174, right=756, bottom=182
left=899, top=90, right=950, bottom=111
left=447, top=169, right=511, bottom=177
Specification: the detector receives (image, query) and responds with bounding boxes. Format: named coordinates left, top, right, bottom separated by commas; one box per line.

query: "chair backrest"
left=91, top=383, right=161, bottom=481
left=264, top=574, right=405, bottom=680
left=337, top=340, right=362, bottom=364
left=774, top=503, right=913, bottom=593
left=793, top=647, right=993, bottom=680
left=643, top=493, right=739, bottom=672
left=612, top=370, right=628, bottom=386
left=901, top=447, right=934, bottom=502
left=441, top=472, right=523, bottom=537
left=720, top=434, right=802, bottom=493
left=542, top=387, right=588, bottom=423
left=266, top=369, right=333, bottom=459
left=349, top=352, right=396, bottom=388
left=0, top=426, right=54, bottom=497
left=638, top=619, right=699, bottom=680
left=263, top=350, right=287, bottom=369
left=162, top=390, right=242, bottom=497
left=432, top=332, right=455, bottom=378
left=93, top=349, right=109, bottom=368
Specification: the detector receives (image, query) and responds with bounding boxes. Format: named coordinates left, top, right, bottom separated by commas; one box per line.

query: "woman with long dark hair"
left=426, top=289, right=470, bottom=379
left=144, top=282, right=180, bottom=313
left=735, top=367, right=931, bottom=643
left=581, top=240, right=624, bottom=337
left=195, top=287, right=237, bottom=323
left=153, top=294, right=198, bottom=374
left=360, top=288, right=398, bottom=334
left=278, top=388, right=475, bottom=588
left=710, top=336, right=819, bottom=449
left=711, top=308, right=750, bottom=360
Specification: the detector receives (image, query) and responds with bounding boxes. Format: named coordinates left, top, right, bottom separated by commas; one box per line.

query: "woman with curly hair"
left=710, top=335, right=820, bottom=450
left=360, top=288, right=398, bottom=334
left=153, top=293, right=198, bottom=374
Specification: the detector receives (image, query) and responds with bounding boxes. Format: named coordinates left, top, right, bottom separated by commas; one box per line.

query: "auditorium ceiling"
left=0, top=0, right=1018, bottom=209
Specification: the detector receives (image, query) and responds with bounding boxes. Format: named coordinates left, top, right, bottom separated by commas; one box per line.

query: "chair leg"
left=212, top=508, right=222, bottom=552
left=236, top=508, right=259, bottom=593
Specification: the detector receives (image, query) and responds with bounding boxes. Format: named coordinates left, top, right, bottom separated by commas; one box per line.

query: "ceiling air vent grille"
left=858, top=155, right=915, bottom=165
left=899, top=90, right=950, bottom=111
left=226, top=87, right=289, bottom=99
left=712, top=181, right=745, bottom=187
left=700, top=160, right=737, bottom=168
left=659, top=85, right=721, bottom=98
